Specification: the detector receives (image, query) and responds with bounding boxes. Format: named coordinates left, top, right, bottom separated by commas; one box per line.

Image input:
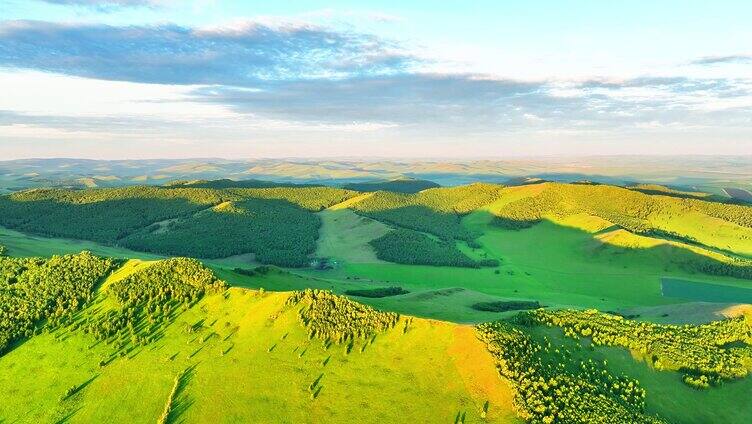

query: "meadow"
left=0, top=256, right=520, bottom=423
left=0, top=250, right=748, bottom=423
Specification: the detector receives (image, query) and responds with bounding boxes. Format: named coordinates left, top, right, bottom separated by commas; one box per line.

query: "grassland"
left=0, top=267, right=519, bottom=423
left=0, top=248, right=750, bottom=423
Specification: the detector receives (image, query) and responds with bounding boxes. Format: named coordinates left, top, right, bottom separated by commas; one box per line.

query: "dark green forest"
left=0, top=186, right=357, bottom=267
left=343, top=178, right=440, bottom=194
left=0, top=252, right=115, bottom=354
left=369, top=228, right=497, bottom=268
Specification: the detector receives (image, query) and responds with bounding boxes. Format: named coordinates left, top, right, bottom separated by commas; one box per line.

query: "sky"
left=0, top=1, right=751, bottom=159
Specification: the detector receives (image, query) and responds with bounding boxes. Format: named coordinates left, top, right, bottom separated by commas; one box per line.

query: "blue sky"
left=1, top=0, right=751, bottom=159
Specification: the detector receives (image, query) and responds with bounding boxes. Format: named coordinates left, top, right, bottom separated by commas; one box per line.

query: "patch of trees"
left=79, top=258, right=227, bottom=352
left=527, top=308, right=752, bottom=387
left=477, top=320, right=663, bottom=423
left=0, top=244, right=5, bottom=256
left=287, top=289, right=400, bottom=343
left=232, top=267, right=257, bottom=277
left=471, top=300, right=540, bottom=312
left=684, top=257, right=752, bottom=280
left=351, top=184, right=505, bottom=241
left=369, top=229, right=495, bottom=268
left=0, top=251, right=115, bottom=355
left=344, top=287, right=409, bottom=298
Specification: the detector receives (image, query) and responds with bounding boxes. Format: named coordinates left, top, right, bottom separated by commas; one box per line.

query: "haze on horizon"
left=1, top=0, right=751, bottom=160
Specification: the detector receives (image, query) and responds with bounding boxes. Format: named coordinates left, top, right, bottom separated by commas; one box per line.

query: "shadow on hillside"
left=53, top=407, right=82, bottom=424
left=166, top=364, right=198, bottom=424
left=353, top=205, right=476, bottom=241
left=479, top=209, right=752, bottom=282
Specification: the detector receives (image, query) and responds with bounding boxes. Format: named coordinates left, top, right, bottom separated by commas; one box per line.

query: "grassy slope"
left=315, top=209, right=390, bottom=263
left=0, top=285, right=519, bottom=423
left=0, top=225, right=164, bottom=259
left=313, top=209, right=751, bottom=320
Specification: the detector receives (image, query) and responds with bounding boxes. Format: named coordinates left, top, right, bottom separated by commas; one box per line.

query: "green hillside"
left=0, top=255, right=520, bottom=423
left=1, top=180, right=751, bottom=322
left=0, top=186, right=358, bottom=267
left=0, top=252, right=749, bottom=423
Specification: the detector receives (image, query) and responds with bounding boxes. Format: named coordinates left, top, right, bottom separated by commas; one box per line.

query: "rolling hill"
left=1, top=180, right=751, bottom=322
left=0, top=252, right=749, bottom=423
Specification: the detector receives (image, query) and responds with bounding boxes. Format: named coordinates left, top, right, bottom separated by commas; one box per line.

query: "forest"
left=477, top=320, right=663, bottom=423
left=369, top=229, right=489, bottom=268
left=121, top=199, right=321, bottom=266
left=526, top=308, right=752, bottom=388
left=0, top=251, right=115, bottom=354
left=0, top=186, right=357, bottom=267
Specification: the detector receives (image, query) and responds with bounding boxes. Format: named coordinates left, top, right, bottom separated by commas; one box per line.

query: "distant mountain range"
left=1, top=157, right=750, bottom=198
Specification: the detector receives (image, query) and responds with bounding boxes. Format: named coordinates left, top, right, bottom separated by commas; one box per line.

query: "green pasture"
left=0, top=287, right=519, bottom=423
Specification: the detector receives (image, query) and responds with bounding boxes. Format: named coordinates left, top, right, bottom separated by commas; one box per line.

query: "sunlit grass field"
left=0, top=285, right=519, bottom=423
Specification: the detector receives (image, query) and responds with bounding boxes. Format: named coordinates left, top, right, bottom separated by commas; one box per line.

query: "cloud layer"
left=40, top=0, right=167, bottom=8
left=1, top=18, right=751, bottom=155
left=0, top=20, right=414, bottom=85
left=691, top=55, right=752, bottom=65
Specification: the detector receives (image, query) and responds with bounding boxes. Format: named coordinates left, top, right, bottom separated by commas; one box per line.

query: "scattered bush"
left=527, top=308, right=752, bottom=386
left=79, top=258, right=227, bottom=352
left=477, top=321, right=663, bottom=423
